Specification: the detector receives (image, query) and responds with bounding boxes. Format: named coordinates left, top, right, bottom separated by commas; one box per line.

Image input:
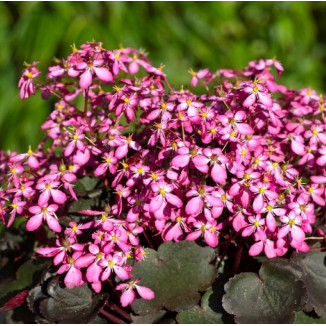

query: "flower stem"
left=99, top=307, right=125, bottom=324
left=105, top=302, right=132, bottom=322
left=231, top=242, right=243, bottom=276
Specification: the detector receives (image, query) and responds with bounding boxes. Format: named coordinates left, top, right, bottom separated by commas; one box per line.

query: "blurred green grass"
left=1, top=2, right=326, bottom=152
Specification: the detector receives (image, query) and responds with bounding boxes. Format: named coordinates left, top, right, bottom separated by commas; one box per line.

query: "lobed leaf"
left=131, top=241, right=217, bottom=315
left=292, top=251, right=326, bottom=319
left=222, top=259, right=307, bottom=323
left=176, top=282, right=229, bottom=324
left=38, top=277, right=108, bottom=323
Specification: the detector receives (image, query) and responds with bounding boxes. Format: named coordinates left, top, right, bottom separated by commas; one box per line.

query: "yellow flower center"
left=73, top=135, right=78, bottom=140
left=243, top=173, right=250, bottom=180
left=308, top=187, right=314, bottom=194
left=241, top=150, right=247, bottom=156
left=300, top=205, right=306, bottom=211
left=198, top=187, right=205, bottom=195
left=11, top=203, right=18, bottom=209
left=161, top=103, right=167, bottom=109
left=101, top=214, right=107, bottom=221
left=67, top=257, right=75, bottom=265
left=221, top=194, right=227, bottom=201
left=41, top=207, right=48, bottom=213
left=253, top=86, right=259, bottom=93
left=201, top=225, right=207, bottom=231
left=159, top=188, right=166, bottom=195
left=210, top=128, right=216, bottom=134
left=176, top=216, right=182, bottom=223
left=312, top=129, right=318, bottom=135
left=186, top=99, right=192, bottom=105
left=112, top=235, right=117, bottom=241
left=105, top=157, right=111, bottom=163
left=253, top=221, right=260, bottom=227
left=124, top=97, right=130, bottom=104
left=266, top=204, right=273, bottom=211
left=26, top=72, right=33, bottom=79
left=190, top=148, right=197, bottom=156
left=45, top=183, right=51, bottom=190
left=96, top=252, right=103, bottom=259
left=230, top=130, right=236, bottom=137
left=288, top=219, right=295, bottom=226
left=211, top=154, right=218, bottom=162
left=259, top=187, right=265, bottom=194
left=108, top=260, right=115, bottom=267
left=20, top=185, right=26, bottom=191
left=228, top=117, right=235, bottom=125
left=254, top=158, right=260, bottom=164
left=137, top=167, right=144, bottom=174
left=151, top=173, right=158, bottom=180
left=72, top=225, right=78, bottom=231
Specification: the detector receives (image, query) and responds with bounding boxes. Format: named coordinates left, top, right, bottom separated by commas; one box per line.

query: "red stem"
left=100, top=308, right=125, bottom=324
left=105, top=302, right=132, bottom=322
left=231, top=243, right=243, bottom=276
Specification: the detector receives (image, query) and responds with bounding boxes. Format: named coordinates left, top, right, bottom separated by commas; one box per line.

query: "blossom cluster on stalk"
left=1, top=42, right=326, bottom=306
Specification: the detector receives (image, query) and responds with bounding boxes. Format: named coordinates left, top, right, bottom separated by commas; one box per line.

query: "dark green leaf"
left=293, top=251, right=326, bottom=319
left=69, top=198, right=97, bottom=213
left=296, top=311, right=326, bottom=324
left=0, top=258, right=50, bottom=307
left=74, top=176, right=100, bottom=195
left=131, top=241, right=217, bottom=315
left=131, top=310, right=166, bottom=324
left=39, top=278, right=108, bottom=323
left=222, top=259, right=307, bottom=323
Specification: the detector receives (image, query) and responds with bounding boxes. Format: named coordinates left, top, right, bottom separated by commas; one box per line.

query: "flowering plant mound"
left=1, top=42, right=326, bottom=323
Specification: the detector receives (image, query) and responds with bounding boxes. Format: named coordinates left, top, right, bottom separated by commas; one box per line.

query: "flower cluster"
left=1, top=42, right=326, bottom=306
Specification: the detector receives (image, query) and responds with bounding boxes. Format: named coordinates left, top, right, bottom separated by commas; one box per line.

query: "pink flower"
left=186, top=221, right=221, bottom=247
left=99, top=254, right=129, bottom=281
left=243, top=83, right=273, bottom=108
left=149, top=180, right=183, bottom=212
left=77, top=59, right=113, bottom=89
left=278, top=211, right=305, bottom=243
left=116, top=279, right=154, bottom=307
left=95, top=151, right=118, bottom=176
left=36, top=178, right=67, bottom=206
left=192, top=148, right=228, bottom=184
left=18, top=62, right=40, bottom=99
left=57, top=252, right=84, bottom=289
left=250, top=182, right=278, bottom=213
left=7, top=198, right=26, bottom=228
left=64, top=129, right=86, bottom=157
left=185, top=185, right=223, bottom=216
left=241, top=214, right=266, bottom=241
left=189, top=68, right=209, bottom=87
left=27, top=204, right=61, bottom=232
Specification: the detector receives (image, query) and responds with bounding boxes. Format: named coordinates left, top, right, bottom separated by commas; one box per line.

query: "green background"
left=1, top=1, right=326, bottom=152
